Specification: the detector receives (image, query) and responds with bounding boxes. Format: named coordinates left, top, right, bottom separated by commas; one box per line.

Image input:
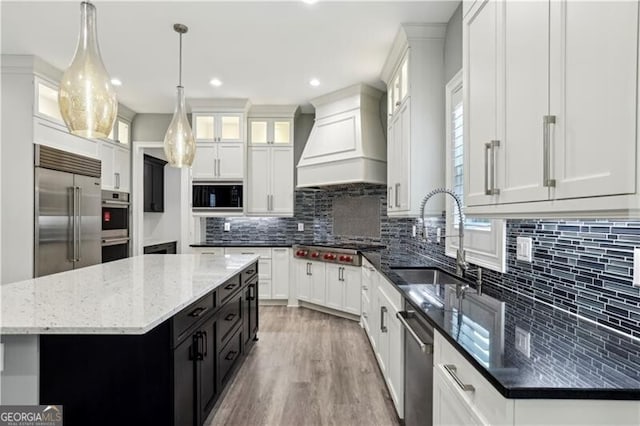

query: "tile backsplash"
left=206, top=184, right=640, bottom=337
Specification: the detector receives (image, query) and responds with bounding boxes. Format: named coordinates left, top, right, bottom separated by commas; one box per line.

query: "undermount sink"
left=391, top=267, right=467, bottom=286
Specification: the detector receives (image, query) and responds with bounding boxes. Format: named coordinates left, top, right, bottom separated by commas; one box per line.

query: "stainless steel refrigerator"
left=35, top=145, right=102, bottom=277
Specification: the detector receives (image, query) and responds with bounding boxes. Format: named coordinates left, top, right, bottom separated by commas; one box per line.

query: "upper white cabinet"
left=381, top=24, right=446, bottom=217
left=35, top=78, right=64, bottom=124
left=249, top=119, right=293, bottom=146
left=188, top=99, right=250, bottom=182
left=193, top=113, right=243, bottom=143
left=464, top=0, right=640, bottom=217
left=246, top=106, right=297, bottom=216
left=100, top=140, right=130, bottom=192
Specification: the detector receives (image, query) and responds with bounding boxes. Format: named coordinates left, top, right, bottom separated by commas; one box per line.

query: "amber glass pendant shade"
left=163, top=23, right=196, bottom=168
left=164, top=86, right=196, bottom=167
left=58, top=2, right=117, bottom=139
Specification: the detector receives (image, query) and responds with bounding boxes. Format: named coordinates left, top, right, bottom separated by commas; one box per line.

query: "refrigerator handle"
left=70, top=186, right=77, bottom=263
left=76, top=186, right=82, bottom=262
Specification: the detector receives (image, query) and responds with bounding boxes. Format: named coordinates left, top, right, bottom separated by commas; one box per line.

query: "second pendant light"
left=164, top=23, right=196, bottom=168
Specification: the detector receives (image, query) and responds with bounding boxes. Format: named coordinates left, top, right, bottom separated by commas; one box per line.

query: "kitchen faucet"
left=420, top=188, right=469, bottom=277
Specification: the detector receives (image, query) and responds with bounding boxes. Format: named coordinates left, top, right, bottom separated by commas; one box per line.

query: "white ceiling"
left=1, top=1, right=459, bottom=113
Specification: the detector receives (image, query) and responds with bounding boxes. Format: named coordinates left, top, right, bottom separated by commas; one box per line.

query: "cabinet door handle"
left=484, top=142, right=491, bottom=195
left=306, top=262, right=310, bottom=275
left=363, top=312, right=368, bottom=319
left=203, top=331, right=208, bottom=357
left=380, top=306, right=388, bottom=333
left=388, top=187, right=393, bottom=209
left=395, top=183, right=400, bottom=207
left=485, top=141, right=501, bottom=195
left=224, top=283, right=238, bottom=290
left=225, top=350, right=238, bottom=361
left=362, top=285, right=368, bottom=291
left=217, top=159, right=221, bottom=177
left=195, top=332, right=204, bottom=361
left=248, top=284, right=255, bottom=301
left=443, top=364, right=475, bottom=392
left=213, top=158, right=217, bottom=177
left=225, top=313, right=237, bottom=322
left=188, top=306, right=209, bottom=317
left=395, top=101, right=401, bottom=107
left=543, top=115, right=556, bottom=188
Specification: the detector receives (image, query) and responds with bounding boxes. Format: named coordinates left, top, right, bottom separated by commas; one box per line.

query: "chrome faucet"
left=420, top=188, right=469, bottom=277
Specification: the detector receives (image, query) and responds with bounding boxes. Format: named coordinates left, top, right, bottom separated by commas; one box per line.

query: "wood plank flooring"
left=206, top=306, right=400, bottom=426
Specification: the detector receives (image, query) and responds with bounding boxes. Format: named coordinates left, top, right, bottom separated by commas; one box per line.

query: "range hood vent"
left=296, top=84, right=387, bottom=188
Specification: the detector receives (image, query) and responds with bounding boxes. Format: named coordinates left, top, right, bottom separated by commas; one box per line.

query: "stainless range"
left=292, top=243, right=384, bottom=267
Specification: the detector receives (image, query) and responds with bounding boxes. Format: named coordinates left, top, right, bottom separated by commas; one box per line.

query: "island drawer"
left=218, top=292, right=243, bottom=345
left=173, top=293, right=216, bottom=343
left=219, top=326, right=243, bottom=387
left=219, top=275, right=242, bottom=304
left=242, top=262, right=258, bottom=283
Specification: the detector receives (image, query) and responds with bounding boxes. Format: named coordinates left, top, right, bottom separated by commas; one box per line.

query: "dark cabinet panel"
left=144, top=154, right=167, bottom=212
left=196, top=316, right=217, bottom=425
left=244, top=277, right=259, bottom=348
left=174, top=335, right=196, bottom=426
left=218, top=326, right=243, bottom=388
left=144, top=241, right=177, bottom=255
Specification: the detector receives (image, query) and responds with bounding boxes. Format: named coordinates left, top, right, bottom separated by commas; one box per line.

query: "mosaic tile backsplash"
left=206, top=184, right=640, bottom=337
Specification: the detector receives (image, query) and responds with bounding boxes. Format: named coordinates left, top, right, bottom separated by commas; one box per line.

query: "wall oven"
left=101, top=190, right=130, bottom=263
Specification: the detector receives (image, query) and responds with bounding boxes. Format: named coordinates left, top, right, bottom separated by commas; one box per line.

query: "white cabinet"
left=34, top=78, right=63, bottom=125
left=464, top=0, right=639, bottom=217
left=381, top=24, right=446, bottom=217
left=193, top=246, right=290, bottom=300
left=434, top=366, right=487, bottom=426
left=325, top=264, right=362, bottom=315
left=295, top=259, right=325, bottom=304
left=191, top=142, right=244, bottom=180
left=193, top=113, right=243, bottom=143
left=100, top=140, right=130, bottom=192
left=271, top=248, right=291, bottom=300
left=295, top=259, right=312, bottom=302
left=247, top=146, right=293, bottom=216
left=360, top=262, right=404, bottom=418
left=247, top=107, right=296, bottom=216
left=189, top=101, right=249, bottom=183
left=249, top=119, right=293, bottom=146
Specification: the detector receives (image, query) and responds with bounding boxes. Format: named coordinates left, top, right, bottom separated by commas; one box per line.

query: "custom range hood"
left=297, top=84, right=387, bottom=188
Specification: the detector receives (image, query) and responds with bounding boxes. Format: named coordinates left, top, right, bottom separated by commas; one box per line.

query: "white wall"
left=444, top=3, right=463, bottom=82
left=143, top=149, right=182, bottom=249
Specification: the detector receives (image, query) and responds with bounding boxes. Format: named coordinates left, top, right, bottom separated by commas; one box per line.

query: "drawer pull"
left=443, top=364, right=475, bottom=392
left=245, top=269, right=256, bottom=274
left=189, top=306, right=209, bottom=317
left=225, top=350, right=238, bottom=361
left=225, top=313, right=237, bottom=322
left=224, top=283, right=238, bottom=290
left=241, top=252, right=254, bottom=255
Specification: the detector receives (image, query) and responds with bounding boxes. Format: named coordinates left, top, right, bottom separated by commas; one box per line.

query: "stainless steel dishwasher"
left=397, top=301, right=434, bottom=426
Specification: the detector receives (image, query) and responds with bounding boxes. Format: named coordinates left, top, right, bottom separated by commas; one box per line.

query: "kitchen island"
left=0, top=254, right=260, bottom=426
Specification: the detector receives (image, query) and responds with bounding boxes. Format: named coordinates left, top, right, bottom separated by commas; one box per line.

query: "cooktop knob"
left=311, top=252, right=319, bottom=258
left=339, top=255, right=346, bottom=261
left=345, top=256, right=353, bottom=262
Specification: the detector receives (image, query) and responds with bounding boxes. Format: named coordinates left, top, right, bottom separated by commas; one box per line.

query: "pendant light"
left=59, top=1, right=117, bottom=138
left=163, top=24, right=196, bottom=168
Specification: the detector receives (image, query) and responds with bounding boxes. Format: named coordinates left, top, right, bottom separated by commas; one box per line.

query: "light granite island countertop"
left=0, top=254, right=259, bottom=335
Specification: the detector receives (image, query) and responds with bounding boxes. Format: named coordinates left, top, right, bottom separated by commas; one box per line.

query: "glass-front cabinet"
left=387, top=53, right=410, bottom=119
left=193, top=113, right=243, bottom=142
left=35, top=78, right=64, bottom=124
left=248, top=119, right=292, bottom=145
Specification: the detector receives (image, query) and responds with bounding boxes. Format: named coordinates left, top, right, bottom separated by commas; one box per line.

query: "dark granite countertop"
left=190, top=242, right=293, bottom=248
left=362, top=249, right=640, bottom=400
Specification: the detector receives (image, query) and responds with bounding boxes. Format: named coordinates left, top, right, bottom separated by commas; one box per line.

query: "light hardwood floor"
left=206, top=306, right=400, bottom=426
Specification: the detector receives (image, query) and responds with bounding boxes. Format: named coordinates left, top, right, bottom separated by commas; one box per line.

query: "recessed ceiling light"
left=303, top=0, right=318, bottom=4
left=110, top=78, right=122, bottom=86
left=209, top=78, right=223, bottom=87
left=309, top=78, right=320, bottom=87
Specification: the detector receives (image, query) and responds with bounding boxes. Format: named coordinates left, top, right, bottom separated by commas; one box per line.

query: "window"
left=445, top=71, right=506, bottom=273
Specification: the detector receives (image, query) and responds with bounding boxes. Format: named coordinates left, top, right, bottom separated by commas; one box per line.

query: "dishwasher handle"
left=396, top=310, right=433, bottom=354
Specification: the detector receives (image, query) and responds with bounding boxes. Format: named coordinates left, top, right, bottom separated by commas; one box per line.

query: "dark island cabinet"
left=40, top=262, right=258, bottom=426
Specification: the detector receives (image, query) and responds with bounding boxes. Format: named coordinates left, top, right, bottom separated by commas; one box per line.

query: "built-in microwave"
left=192, top=182, right=243, bottom=211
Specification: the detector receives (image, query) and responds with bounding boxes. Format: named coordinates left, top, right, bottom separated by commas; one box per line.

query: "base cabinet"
left=40, top=262, right=258, bottom=426
left=360, top=261, right=404, bottom=419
